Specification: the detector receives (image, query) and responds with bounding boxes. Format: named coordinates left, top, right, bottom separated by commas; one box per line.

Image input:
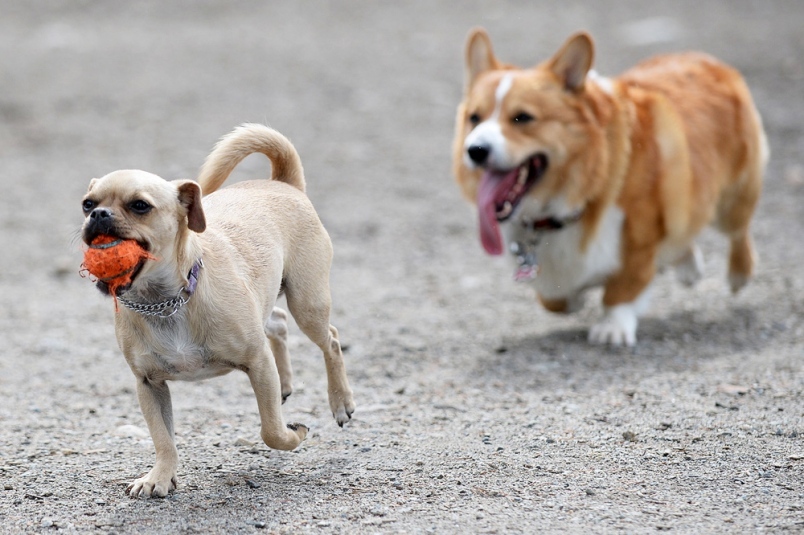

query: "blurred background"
left=1, top=1, right=802, bottom=532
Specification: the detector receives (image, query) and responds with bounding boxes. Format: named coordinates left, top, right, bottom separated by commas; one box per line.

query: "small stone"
left=234, top=437, right=256, bottom=447
left=254, top=521, right=266, bottom=529
left=623, top=431, right=637, bottom=442
left=41, top=517, right=54, bottom=528
left=3, top=484, right=12, bottom=491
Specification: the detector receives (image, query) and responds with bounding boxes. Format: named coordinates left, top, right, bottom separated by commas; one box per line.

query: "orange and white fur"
left=453, top=29, right=767, bottom=346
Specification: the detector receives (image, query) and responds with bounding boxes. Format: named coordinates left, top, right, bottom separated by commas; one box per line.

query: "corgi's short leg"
left=591, top=245, right=656, bottom=346
left=675, top=244, right=704, bottom=287
left=589, top=286, right=652, bottom=347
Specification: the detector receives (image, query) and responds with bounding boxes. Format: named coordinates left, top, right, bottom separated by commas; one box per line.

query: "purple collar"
left=185, top=258, right=203, bottom=295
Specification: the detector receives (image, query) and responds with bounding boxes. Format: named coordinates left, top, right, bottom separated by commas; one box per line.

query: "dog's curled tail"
left=197, top=123, right=306, bottom=195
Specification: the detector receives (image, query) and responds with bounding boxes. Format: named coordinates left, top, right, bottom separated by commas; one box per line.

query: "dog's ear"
left=465, top=27, right=499, bottom=89
left=86, top=178, right=99, bottom=193
left=548, top=32, right=595, bottom=92
left=175, top=180, right=206, bottom=233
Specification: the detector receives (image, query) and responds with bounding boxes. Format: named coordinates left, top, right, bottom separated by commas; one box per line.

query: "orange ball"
left=82, top=235, right=155, bottom=296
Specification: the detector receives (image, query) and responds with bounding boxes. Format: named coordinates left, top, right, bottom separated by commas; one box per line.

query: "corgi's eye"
left=512, top=112, right=535, bottom=124
left=129, top=200, right=152, bottom=215
left=469, top=113, right=481, bottom=126
left=82, top=199, right=97, bottom=214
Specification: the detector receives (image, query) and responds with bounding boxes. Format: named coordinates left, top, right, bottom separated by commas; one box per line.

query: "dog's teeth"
left=498, top=201, right=513, bottom=218
left=517, top=165, right=528, bottom=185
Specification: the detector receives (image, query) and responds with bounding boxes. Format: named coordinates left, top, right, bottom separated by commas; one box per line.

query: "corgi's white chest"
left=507, top=206, right=624, bottom=299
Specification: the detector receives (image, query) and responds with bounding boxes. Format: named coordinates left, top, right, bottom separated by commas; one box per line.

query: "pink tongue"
left=476, top=168, right=520, bottom=255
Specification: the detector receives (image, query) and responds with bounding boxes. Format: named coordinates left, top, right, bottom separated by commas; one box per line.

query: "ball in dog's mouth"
left=81, top=235, right=155, bottom=298
left=476, top=154, right=548, bottom=255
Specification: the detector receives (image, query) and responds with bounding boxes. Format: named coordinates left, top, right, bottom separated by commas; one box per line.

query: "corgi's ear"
left=465, top=27, right=499, bottom=90
left=548, top=32, right=595, bottom=92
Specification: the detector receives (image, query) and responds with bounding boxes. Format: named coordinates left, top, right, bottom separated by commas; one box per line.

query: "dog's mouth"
left=83, top=230, right=151, bottom=297
left=476, top=153, right=548, bottom=255
left=95, top=258, right=147, bottom=297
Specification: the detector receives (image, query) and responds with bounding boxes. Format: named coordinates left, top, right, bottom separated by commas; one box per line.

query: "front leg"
left=589, top=245, right=656, bottom=347
left=127, top=377, right=178, bottom=498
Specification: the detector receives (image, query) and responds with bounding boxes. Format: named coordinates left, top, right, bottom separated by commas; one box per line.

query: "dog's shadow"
left=473, top=306, right=771, bottom=389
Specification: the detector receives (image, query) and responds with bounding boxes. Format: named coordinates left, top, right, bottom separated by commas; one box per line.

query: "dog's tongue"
left=477, top=168, right=519, bottom=255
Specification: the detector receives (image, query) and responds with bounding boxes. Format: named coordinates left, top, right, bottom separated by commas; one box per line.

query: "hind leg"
left=728, top=232, right=756, bottom=293
left=674, top=244, right=705, bottom=287
left=265, top=307, right=293, bottom=403
left=717, top=169, right=762, bottom=293
left=285, top=281, right=355, bottom=427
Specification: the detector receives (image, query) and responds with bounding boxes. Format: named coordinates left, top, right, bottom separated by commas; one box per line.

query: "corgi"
left=452, top=29, right=767, bottom=346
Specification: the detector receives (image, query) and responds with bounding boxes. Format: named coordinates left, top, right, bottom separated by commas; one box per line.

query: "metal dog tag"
left=510, top=241, right=538, bottom=282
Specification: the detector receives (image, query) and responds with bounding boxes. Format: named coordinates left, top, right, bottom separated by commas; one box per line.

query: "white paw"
left=127, top=467, right=177, bottom=498
left=330, top=388, right=356, bottom=428
left=588, top=304, right=638, bottom=347
left=675, top=245, right=704, bottom=287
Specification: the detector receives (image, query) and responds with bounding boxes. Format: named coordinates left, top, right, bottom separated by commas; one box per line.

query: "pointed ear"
left=465, top=27, right=499, bottom=89
left=176, top=180, right=206, bottom=233
left=548, top=32, right=594, bottom=92
left=86, top=178, right=99, bottom=193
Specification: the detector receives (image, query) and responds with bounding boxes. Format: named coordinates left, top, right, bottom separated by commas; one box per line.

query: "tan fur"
left=81, top=124, right=355, bottom=497
left=453, top=28, right=767, bottom=345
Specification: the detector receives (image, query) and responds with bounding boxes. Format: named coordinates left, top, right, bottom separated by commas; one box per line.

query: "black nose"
left=90, top=208, right=112, bottom=222
left=467, top=144, right=490, bottom=165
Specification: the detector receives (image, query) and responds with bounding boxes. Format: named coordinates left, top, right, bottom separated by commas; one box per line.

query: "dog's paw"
left=330, top=389, right=356, bottom=428
left=675, top=245, right=704, bottom=287
left=127, top=468, right=177, bottom=498
left=589, top=305, right=638, bottom=347
left=287, top=422, right=309, bottom=442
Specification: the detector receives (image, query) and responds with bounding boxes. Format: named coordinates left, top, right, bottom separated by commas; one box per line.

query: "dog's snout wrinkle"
left=468, top=144, right=491, bottom=165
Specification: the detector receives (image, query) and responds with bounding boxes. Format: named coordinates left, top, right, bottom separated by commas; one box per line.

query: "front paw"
left=329, top=388, right=356, bottom=427
left=588, top=305, right=638, bottom=347
left=127, top=467, right=177, bottom=498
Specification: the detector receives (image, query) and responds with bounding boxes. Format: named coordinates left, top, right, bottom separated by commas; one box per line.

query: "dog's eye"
left=512, top=112, right=535, bottom=124
left=469, top=113, right=481, bottom=126
left=82, top=199, right=96, bottom=214
left=129, top=200, right=152, bottom=215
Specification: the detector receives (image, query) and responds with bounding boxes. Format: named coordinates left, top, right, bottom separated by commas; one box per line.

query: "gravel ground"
left=1, top=1, right=803, bottom=533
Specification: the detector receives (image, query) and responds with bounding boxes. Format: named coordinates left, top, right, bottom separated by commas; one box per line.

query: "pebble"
left=234, top=437, right=256, bottom=447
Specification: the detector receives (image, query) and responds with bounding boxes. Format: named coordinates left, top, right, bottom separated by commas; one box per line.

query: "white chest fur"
left=131, top=316, right=230, bottom=381
left=506, top=206, right=624, bottom=300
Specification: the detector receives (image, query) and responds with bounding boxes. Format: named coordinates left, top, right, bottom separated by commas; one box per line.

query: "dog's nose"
left=467, top=144, right=491, bottom=165
left=89, top=208, right=112, bottom=222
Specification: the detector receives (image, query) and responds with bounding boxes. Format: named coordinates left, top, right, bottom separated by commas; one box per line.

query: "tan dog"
left=81, top=124, right=355, bottom=497
left=453, top=29, right=767, bottom=346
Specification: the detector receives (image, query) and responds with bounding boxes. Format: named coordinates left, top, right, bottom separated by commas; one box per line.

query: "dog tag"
left=510, top=241, right=538, bottom=282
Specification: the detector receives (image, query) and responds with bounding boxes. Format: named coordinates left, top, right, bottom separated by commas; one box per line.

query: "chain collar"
left=119, top=259, right=203, bottom=319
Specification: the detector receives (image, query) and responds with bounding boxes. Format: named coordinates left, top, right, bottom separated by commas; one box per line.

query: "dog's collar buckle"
left=119, top=258, right=203, bottom=319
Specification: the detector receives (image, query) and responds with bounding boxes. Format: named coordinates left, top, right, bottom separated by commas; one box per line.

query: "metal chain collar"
left=118, top=259, right=202, bottom=319
left=119, top=290, right=190, bottom=318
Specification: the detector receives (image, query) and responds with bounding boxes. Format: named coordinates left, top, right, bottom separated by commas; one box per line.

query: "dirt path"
left=1, top=1, right=802, bottom=533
